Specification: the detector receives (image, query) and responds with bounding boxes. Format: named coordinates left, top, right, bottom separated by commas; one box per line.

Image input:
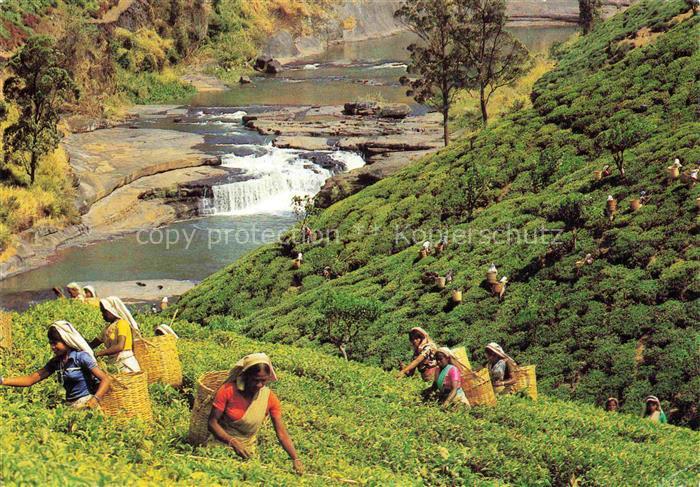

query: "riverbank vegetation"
left=178, top=0, right=700, bottom=427
left=1, top=299, right=697, bottom=484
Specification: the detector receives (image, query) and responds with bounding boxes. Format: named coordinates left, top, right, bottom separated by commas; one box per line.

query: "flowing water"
left=0, top=25, right=577, bottom=310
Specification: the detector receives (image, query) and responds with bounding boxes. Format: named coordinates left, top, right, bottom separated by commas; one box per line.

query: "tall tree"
left=3, top=36, right=79, bottom=185
left=453, top=0, right=531, bottom=125
left=395, top=0, right=467, bottom=146
left=595, top=118, right=652, bottom=179
left=579, top=0, right=602, bottom=35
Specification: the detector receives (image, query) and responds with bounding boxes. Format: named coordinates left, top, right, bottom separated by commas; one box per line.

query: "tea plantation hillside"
left=177, top=0, right=700, bottom=425
left=1, top=300, right=698, bottom=485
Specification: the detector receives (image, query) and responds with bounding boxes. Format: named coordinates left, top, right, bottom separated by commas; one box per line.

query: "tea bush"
left=1, top=300, right=697, bottom=484
left=178, top=0, right=700, bottom=425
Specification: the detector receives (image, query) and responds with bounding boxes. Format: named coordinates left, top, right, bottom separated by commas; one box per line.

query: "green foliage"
left=595, top=117, right=654, bottom=177
left=312, top=290, right=382, bottom=360
left=2, top=36, right=79, bottom=185
left=1, top=300, right=698, bottom=484
left=179, top=0, right=700, bottom=426
left=116, top=68, right=196, bottom=104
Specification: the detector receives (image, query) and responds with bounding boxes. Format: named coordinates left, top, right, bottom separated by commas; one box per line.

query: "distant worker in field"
left=83, top=286, right=99, bottom=307
left=0, top=321, right=111, bottom=409
left=484, top=342, right=518, bottom=394
left=397, top=327, right=439, bottom=382
left=425, top=347, right=471, bottom=408
left=66, top=282, right=85, bottom=302
left=605, top=397, right=619, bottom=412
left=643, top=396, right=668, bottom=424
left=155, top=324, right=179, bottom=339
left=89, top=297, right=141, bottom=373
left=160, top=297, right=169, bottom=311
left=208, top=353, right=303, bottom=475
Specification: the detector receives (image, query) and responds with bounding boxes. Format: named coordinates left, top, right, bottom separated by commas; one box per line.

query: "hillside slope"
left=1, top=300, right=698, bottom=485
left=177, top=0, right=700, bottom=425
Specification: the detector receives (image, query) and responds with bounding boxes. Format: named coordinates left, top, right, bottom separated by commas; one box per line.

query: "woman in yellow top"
left=208, top=353, right=303, bottom=475
left=66, top=283, right=85, bottom=302
left=83, top=286, right=100, bottom=307
left=89, top=296, right=141, bottom=373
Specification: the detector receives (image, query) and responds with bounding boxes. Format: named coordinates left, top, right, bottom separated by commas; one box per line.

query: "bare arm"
left=90, top=366, right=112, bottom=402
left=95, top=335, right=125, bottom=358
left=208, top=408, right=251, bottom=459
left=1, top=367, right=52, bottom=387
left=271, top=415, right=303, bottom=474
left=398, top=354, right=425, bottom=377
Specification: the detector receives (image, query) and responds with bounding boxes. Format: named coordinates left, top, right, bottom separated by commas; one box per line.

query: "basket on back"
left=133, top=335, right=182, bottom=387
left=0, top=311, right=12, bottom=350
left=100, top=371, right=153, bottom=423
left=452, top=346, right=471, bottom=371
left=463, top=368, right=497, bottom=407
left=187, top=370, right=230, bottom=445
left=513, top=365, right=538, bottom=400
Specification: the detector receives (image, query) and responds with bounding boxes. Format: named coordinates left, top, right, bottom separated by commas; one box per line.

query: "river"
left=0, top=25, right=577, bottom=311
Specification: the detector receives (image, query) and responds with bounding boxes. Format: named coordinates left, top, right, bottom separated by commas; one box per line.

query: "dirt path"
left=89, top=0, right=135, bottom=24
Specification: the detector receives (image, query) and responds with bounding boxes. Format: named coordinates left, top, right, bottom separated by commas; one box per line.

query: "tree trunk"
left=339, top=344, right=348, bottom=361
left=30, top=151, right=38, bottom=185
left=442, top=105, right=449, bottom=146
left=479, top=86, right=489, bottom=125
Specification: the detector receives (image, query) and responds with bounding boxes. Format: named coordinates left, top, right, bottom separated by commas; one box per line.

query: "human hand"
left=87, top=397, right=101, bottom=409
left=292, top=458, right=304, bottom=475
left=228, top=438, right=251, bottom=459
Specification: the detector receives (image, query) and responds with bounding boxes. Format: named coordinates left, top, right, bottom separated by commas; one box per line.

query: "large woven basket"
left=0, top=311, right=12, bottom=350
left=463, top=368, right=497, bottom=407
left=187, top=370, right=230, bottom=445
left=513, top=365, right=538, bottom=400
left=133, top=335, right=182, bottom=387
left=452, top=346, right=471, bottom=371
left=101, top=371, right=153, bottom=423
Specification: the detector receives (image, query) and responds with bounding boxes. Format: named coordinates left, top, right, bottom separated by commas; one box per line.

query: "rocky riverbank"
left=243, top=103, right=444, bottom=208
left=0, top=106, right=234, bottom=280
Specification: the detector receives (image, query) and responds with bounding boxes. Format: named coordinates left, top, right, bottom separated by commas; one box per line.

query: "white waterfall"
left=211, top=145, right=364, bottom=215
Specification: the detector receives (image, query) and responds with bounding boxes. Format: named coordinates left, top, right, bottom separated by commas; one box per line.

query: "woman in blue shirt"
left=0, top=321, right=111, bottom=409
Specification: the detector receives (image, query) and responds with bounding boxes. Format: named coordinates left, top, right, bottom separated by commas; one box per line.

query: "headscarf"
left=644, top=395, right=664, bottom=416
left=409, top=327, right=434, bottom=351
left=67, top=282, right=85, bottom=299
left=83, top=286, right=97, bottom=298
left=227, top=353, right=278, bottom=392
left=100, top=296, right=140, bottom=331
left=485, top=342, right=516, bottom=363
left=49, top=321, right=95, bottom=359
left=436, top=346, right=470, bottom=375
left=155, top=324, right=179, bottom=339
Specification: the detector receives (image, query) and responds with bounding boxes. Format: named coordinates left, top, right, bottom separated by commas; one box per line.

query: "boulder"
left=254, top=56, right=272, bottom=72
left=265, top=59, right=283, bottom=74
left=378, top=103, right=411, bottom=119
left=343, top=101, right=379, bottom=116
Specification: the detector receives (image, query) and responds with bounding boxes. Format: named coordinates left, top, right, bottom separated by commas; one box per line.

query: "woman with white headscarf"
left=89, top=297, right=141, bottom=373
left=425, top=347, right=471, bottom=408
left=208, top=353, right=303, bottom=475
left=66, top=282, right=85, bottom=302
left=0, top=322, right=111, bottom=409
left=643, top=396, right=668, bottom=424
left=83, top=286, right=99, bottom=307
left=397, top=327, right=439, bottom=382
left=484, top=342, right=518, bottom=394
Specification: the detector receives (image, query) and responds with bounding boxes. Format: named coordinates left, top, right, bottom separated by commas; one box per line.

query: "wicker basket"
left=667, top=165, right=680, bottom=180
left=630, top=199, right=642, bottom=212
left=100, top=372, right=153, bottom=423
left=452, top=346, right=472, bottom=371
left=463, top=368, right=497, bottom=407
left=451, top=289, right=463, bottom=303
left=187, top=370, right=230, bottom=445
left=0, top=311, right=12, bottom=350
left=435, top=277, right=446, bottom=289
left=133, top=335, right=182, bottom=387
left=513, top=365, right=538, bottom=400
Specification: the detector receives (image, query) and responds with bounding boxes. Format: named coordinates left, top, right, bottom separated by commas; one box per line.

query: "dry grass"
left=452, top=55, right=556, bottom=122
